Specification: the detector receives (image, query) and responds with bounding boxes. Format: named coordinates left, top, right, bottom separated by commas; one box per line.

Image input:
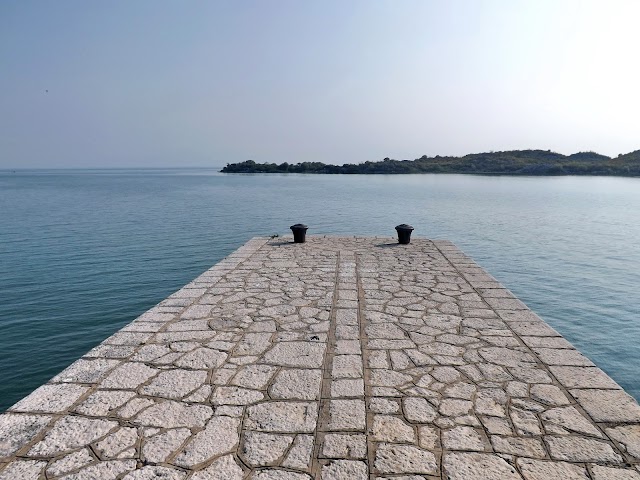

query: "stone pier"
left=1, top=236, right=640, bottom=479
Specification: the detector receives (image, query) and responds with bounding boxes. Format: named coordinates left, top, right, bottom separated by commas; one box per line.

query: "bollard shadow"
left=374, top=242, right=407, bottom=248
left=268, top=240, right=297, bottom=247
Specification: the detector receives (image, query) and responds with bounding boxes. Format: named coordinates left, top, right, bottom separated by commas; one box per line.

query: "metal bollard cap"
left=395, top=224, right=414, bottom=231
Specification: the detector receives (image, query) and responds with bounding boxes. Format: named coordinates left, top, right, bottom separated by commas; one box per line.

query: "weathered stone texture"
left=1, top=236, right=638, bottom=479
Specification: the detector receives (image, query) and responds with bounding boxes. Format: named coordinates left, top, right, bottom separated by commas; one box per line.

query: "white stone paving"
left=1, top=236, right=639, bottom=479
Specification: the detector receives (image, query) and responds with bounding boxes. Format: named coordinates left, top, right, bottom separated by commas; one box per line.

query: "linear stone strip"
left=1, top=236, right=639, bottom=480
left=315, top=250, right=369, bottom=480
left=310, top=250, right=340, bottom=478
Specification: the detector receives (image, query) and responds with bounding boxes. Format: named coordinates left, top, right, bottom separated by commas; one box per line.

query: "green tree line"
left=221, top=150, right=640, bottom=176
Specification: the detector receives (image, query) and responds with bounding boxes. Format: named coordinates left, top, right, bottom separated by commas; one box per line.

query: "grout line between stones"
left=356, top=252, right=376, bottom=480
left=310, top=250, right=341, bottom=479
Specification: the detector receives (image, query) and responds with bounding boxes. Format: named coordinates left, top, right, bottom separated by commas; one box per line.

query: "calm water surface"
left=1, top=169, right=639, bottom=410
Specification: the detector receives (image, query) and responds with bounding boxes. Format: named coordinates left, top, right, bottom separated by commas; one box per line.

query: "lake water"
left=1, top=169, right=639, bottom=411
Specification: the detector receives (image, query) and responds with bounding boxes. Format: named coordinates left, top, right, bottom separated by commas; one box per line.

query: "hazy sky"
left=1, top=1, right=639, bottom=168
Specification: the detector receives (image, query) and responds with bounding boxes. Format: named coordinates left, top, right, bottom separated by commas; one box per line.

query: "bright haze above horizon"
left=1, top=1, right=639, bottom=169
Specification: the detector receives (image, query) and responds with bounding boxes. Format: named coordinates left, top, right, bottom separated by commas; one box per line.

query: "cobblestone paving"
left=2, top=236, right=640, bottom=479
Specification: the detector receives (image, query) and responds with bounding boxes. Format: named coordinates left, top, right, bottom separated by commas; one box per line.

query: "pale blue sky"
left=1, top=1, right=639, bottom=168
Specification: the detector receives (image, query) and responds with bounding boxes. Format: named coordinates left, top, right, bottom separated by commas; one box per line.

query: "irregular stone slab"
left=86, top=344, right=137, bottom=359
left=439, top=399, right=473, bottom=417
left=366, top=323, right=406, bottom=339
left=530, top=384, right=569, bottom=406
left=263, top=342, right=326, bottom=368
left=246, top=402, right=318, bottom=433
left=443, top=452, right=521, bottom=479
left=331, top=379, right=364, bottom=397
left=170, top=287, right=207, bottom=299
left=549, top=366, right=620, bottom=389
left=51, top=358, right=120, bottom=383
left=142, top=428, right=191, bottom=463
left=140, top=369, right=207, bottom=399
left=0, top=414, right=52, bottom=458
left=328, top=400, right=366, bottom=431
left=236, top=333, right=272, bottom=355
left=368, top=339, right=415, bottom=349
left=532, top=348, right=594, bottom=366
left=541, top=406, right=603, bottom=437
left=370, top=398, right=400, bottom=414
left=9, top=384, right=89, bottom=414
left=321, top=460, right=368, bottom=480
left=491, top=436, right=546, bottom=458
left=484, top=297, right=526, bottom=310
left=270, top=369, right=322, bottom=400
left=46, top=449, right=94, bottom=476
left=571, top=389, right=640, bottom=422
left=184, top=385, right=213, bottom=402
left=431, top=366, right=461, bottom=383
left=508, top=321, right=559, bottom=337
left=252, top=470, right=312, bottom=480
left=403, top=397, right=437, bottom=423
left=28, top=416, right=117, bottom=456
left=519, top=335, right=574, bottom=349
left=118, top=397, right=155, bottom=419
left=517, top=458, right=589, bottom=480
left=132, top=344, right=171, bottom=362
left=190, top=454, right=245, bottom=480
left=478, top=347, right=535, bottom=367
left=0, top=460, right=45, bottom=480
left=100, top=362, right=158, bottom=389
left=606, top=425, right=640, bottom=460
left=241, top=432, right=294, bottom=466
left=372, top=415, right=415, bottom=443
left=336, top=339, right=361, bottom=354
left=509, top=366, right=551, bottom=384
left=174, top=348, right=227, bottom=369
left=374, top=443, right=438, bottom=475
left=231, top=364, right=278, bottom=389
left=336, top=309, right=358, bottom=324
left=495, top=309, right=542, bottom=323
left=207, top=340, right=236, bottom=351
left=481, top=416, right=512, bottom=435
left=122, top=465, right=187, bottom=479
left=259, top=304, right=297, bottom=317
left=322, top=433, right=367, bottom=459
left=442, top=426, right=486, bottom=451
left=421, top=342, right=465, bottom=357
left=510, top=407, right=541, bottom=435
left=174, top=416, right=240, bottom=468
left=107, top=331, right=154, bottom=346
left=370, top=369, right=412, bottom=387
left=590, top=466, right=640, bottom=480
left=133, top=400, right=213, bottom=428
left=282, top=434, right=314, bottom=470
left=95, top=426, right=138, bottom=458
left=211, top=386, right=264, bottom=405
left=57, top=460, right=136, bottom=479
left=332, top=355, right=363, bottom=378
left=75, top=390, right=136, bottom=416
left=545, top=436, right=622, bottom=462
left=247, top=320, right=278, bottom=332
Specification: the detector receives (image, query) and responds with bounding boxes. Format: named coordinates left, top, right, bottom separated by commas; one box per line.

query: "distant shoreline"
left=221, top=149, right=640, bottom=176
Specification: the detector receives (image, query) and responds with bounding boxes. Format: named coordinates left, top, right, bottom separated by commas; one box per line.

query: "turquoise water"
left=1, top=169, right=639, bottom=410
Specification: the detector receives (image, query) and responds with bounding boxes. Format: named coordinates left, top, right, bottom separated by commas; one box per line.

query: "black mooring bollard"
left=290, top=224, right=309, bottom=243
left=395, top=224, right=414, bottom=244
